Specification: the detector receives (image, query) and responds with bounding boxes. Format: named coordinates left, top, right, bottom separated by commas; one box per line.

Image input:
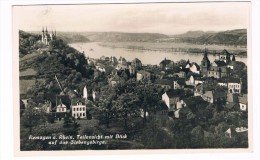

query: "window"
left=74, top=114, right=76, bottom=117
left=74, top=108, right=75, bottom=111
left=83, top=108, right=85, bottom=111
left=80, top=108, right=82, bottom=111
left=80, top=113, right=82, bottom=117
left=83, top=113, right=85, bottom=116
left=77, top=108, right=79, bottom=111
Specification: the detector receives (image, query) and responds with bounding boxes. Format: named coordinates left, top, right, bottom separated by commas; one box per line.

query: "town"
left=19, top=28, right=248, bottom=150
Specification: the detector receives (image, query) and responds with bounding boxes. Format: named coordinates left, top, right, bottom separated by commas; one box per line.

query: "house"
left=162, top=89, right=183, bottom=111
left=173, top=70, right=187, bottom=78
left=238, top=94, right=247, bottom=111
left=128, top=65, right=135, bottom=75
left=186, top=74, right=201, bottom=86
left=190, top=63, right=200, bottom=74
left=100, top=56, right=109, bottom=61
left=131, top=58, right=142, bottom=69
left=207, top=60, right=228, bottom=78
left=181, top=96, right=208, bottom=112
left=154, top=79, right=172, bottom=90
left=44, top=94, right=71, bottom=112
left=108, top=74, right=123, bottom=87
left=227, top=78, right=242, bottom=94
left=71, top=98, right=87, bottom=119
left=194, top=77, right=206, bottom=85
left=225, top=93, right=239, bottom=110
left=194, top=83, right=226, bottom=103
left=201, top=89, right=226, bottom=104
left=116, top=64, right=128, bottom=70
left=154, top=103, right=169, bottom=124
left=136, top=70, right=150, bottom=81
left=173, top=78, right=185, bottom=89
left=55, top=99, right=67, bottom=113
left=184, top=85, right=194, bottom=92
left=218, top=78, right=242, bottom=94
left=118, top=56, right=127, bottom=65
left=185, top=59, right=191, bottom=69
left=159, top=58, right=172, bottom=70
left=110, top=56, right=117, bottom=63
left=227, top=61, right=236, bottom=70
left=219, top=49, right=231, bottom=64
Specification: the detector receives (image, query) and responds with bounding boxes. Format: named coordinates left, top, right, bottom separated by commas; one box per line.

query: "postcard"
left=12, top=1, right=252, bottom=156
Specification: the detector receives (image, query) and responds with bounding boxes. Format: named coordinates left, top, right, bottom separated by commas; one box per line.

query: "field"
left=19, top=79, right=36, bottom=94
left=20, top=68, right=37, bottom=77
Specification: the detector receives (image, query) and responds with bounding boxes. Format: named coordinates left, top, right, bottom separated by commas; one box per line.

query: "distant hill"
left=83, top=32, right=169, bottom=42
left=172, top=29, right=247, bottom=45
left=57, top=32, right=91, bottom=43
left=173, top=30, right=216, bottom=38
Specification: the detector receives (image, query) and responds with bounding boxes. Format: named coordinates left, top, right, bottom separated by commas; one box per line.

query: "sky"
left=13, top=2, right=250, bottom=35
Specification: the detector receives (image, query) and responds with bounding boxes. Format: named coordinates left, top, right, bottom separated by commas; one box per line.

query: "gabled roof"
left=227, top=93, right=239, bottom=103
left=165, top=89, right=183, bottom=98
left=191, top=63, right=200, bottom=70
left=220, top=49, right=231, bottom=56
left=160, top=58, right=172, bottom=65
left=228, top=78, right=240, bottom=83
left=213, top=89, right=227, bottom=99
left=71, top=98, right=86, bottom=106
left=214, top=60, right=227, bottom=67
left=177, top=78, right=186, bottom=85
left=154, top=79, right=172, bottom=86
left=183, top=96, right=208, bottom=106
left=118, top=57, right=126, bottom=61
left=137, top=70, right=150, bottom=75
left=132, top=58, right=141, bottom=63
left=184, top=85, right=194, bottom=89
left=238, top=95, right=247, bottom=104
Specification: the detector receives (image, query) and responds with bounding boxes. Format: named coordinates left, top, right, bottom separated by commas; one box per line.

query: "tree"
left=63, top=116, right=80, bottom=136
left=113, top=92, right=139, bottom=131
left=21, top=102, right=47, bottom=132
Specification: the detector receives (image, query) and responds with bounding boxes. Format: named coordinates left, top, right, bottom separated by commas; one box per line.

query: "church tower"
left=200, top=49, right=211, bottom=77
left=41, top=27, right=45, bottom=43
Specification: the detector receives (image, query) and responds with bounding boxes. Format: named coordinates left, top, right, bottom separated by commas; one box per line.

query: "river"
left=69, top=42, right=247, bottom=65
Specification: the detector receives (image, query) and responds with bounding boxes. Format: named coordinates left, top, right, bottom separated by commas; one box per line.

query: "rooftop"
left=183, top=96, right=208, bottom=106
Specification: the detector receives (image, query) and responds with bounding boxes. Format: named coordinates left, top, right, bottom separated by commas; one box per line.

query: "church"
left=41, top=27, right=56, bottom=45
left=200, top=49, right=236, bottom=78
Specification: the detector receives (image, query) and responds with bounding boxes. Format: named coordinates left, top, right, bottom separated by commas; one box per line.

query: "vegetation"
left=19, top=30, right=248, bottom=150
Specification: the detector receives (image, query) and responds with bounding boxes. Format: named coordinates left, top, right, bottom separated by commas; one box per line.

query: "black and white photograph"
left=12, top=1, right=252, bottom=154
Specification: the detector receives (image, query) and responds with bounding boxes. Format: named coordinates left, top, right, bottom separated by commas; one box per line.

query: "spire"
left=232, top=54, right=236, bottom=61
left=45, top=26, right=48, bottom=33
left=204, top=48, right=208, bottom=58
left=42, top=27, right=44, bottom=33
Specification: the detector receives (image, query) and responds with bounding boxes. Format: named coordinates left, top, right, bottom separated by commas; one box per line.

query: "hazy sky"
left=13, top=2, right=250, bottom=35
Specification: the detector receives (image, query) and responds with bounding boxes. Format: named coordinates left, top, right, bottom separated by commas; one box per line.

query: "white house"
left=56, top=101, right=67, bottom=113
left=190, top=63, right=200, bottom=74
left=136, top=70, right=150, bottom=81
left=173, top=78, right=185, bottom=89
left=71, top=101, right=86, bottom=119
left=228, top=80, right=241, bottom=94
left=238, top=95, right=247, bottom=111
left=162, top=89, right=181, bottom=111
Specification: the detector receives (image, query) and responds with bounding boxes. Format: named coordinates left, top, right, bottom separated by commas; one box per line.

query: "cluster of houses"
left=21, top=49, right=247, bottom=128
left=84, top=49, right=248, bottom=124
